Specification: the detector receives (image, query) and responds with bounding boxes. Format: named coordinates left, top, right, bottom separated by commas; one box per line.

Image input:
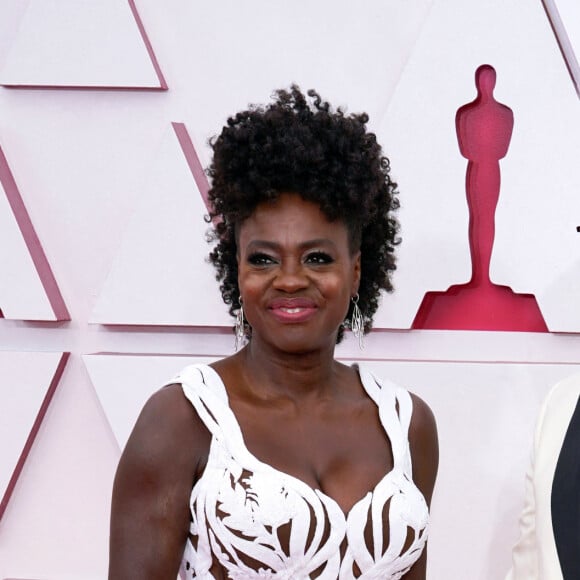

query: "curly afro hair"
left=207, top=85, right=400, bottom=343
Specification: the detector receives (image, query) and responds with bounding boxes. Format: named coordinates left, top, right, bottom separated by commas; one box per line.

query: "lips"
left=268, top=297, right=318, bottom=323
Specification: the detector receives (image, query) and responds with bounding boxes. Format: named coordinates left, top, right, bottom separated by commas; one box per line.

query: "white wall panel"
left=0, top=0, right=165, bottom=89
left=90, top=123, right=231, bottom=326
left=0, top=145, right=69, bottom=321
left=84, top=354, right=215, bottom=448
left=375, top=0, right=580, bottom=330
left=0, top=354, right=116, bottom=580
left=143, top=0, right=433, bottom=171
left=546, top=0, right=580, bottom=94
left=0, top=350, right=68, bottom=519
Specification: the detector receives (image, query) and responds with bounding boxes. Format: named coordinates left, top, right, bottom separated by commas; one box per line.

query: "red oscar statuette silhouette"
left=412, top=65, right=548, bottom=331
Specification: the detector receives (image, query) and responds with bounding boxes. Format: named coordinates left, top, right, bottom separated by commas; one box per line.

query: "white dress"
left=171, top=364, right=429, bottom=579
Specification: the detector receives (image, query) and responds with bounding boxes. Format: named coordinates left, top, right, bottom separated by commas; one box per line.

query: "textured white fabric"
left=506, top=373, right=580, bottom=580
left=173, top=364, right=429, bottom=579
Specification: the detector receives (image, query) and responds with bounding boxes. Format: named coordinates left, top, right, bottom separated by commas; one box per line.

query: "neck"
left=238, top=337, right=341, bottom=401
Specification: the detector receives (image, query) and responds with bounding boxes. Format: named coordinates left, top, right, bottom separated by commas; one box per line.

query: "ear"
left=351, top=251, right=361, bottom=295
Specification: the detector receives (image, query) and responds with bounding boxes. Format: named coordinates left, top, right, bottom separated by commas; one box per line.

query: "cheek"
left=325, top=274, right=354, bottom=305
left=238, top=271, right=269, bottom=302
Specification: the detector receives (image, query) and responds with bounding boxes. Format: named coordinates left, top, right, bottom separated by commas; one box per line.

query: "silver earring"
left=350, top=294, right=364, bottom=350
left=235, top=299, right=245, bottom=351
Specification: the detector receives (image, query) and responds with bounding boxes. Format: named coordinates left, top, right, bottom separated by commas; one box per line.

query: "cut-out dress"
left=171, top=364, right=429, bottom=579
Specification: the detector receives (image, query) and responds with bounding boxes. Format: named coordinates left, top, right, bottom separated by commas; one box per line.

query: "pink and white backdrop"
left=1, top=1, right=580, bottom=578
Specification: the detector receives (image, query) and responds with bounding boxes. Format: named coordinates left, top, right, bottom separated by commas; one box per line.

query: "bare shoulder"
left=408, top=392, right=439, bottom=505
left=109, top=383, right=211, bottom=577
left=135, top=382, right=202, bottom=435
left=112, top=383, right=211, bottom=517
left=120, top=383, right=211, bottom=474
left=408, top=393, right=437, bottom=440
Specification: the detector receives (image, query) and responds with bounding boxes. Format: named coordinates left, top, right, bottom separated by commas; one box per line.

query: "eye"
left=247, top=252, right=277, bottom=266
left=305, top=252, right=334, bottom=265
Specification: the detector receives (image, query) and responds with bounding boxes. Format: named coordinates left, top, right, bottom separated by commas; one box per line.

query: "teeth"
left=281, top=307, right=302, bottom=313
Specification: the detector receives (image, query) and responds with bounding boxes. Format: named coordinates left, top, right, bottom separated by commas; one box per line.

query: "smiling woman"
left=108, top=86, right=439, bottom=580
left=237, top=193, right=360, bottom=354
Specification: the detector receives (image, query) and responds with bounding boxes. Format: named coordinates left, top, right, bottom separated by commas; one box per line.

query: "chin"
left=265, top=332, right=338, bottom=355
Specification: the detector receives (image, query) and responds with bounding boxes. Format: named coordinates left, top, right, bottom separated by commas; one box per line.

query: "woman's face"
left=237, top=192, right=361, bottom=354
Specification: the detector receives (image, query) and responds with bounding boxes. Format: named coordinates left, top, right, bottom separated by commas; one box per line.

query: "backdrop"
left=1, top=1, right=579, bottom=578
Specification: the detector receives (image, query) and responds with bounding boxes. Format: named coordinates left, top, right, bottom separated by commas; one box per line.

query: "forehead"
left=238, top=193, right=349, bottom=246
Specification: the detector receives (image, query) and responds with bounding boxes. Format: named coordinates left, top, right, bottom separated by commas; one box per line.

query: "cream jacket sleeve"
left=505, top=375, right=580, bottom=580
left=505, top=406, right=544, bottom=580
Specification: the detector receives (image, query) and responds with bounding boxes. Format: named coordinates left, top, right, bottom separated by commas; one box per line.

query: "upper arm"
left=108, top=383, right=210, bottom=579
left=408, top=393, right=439, bottom=506
left=403, top=393, right=439, bottom=580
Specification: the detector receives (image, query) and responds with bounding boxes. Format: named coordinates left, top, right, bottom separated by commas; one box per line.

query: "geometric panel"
left=0, top=351, right=69, bottom=520
left=494, top=5, right=580, bottom=332
left=83, top=354, right=216, bottom=450
left=545, top=0, right=580, bottom=96
left=172, top=123, right=211, bottom=210
left=90, top=123, right=231, bottom=327
left=0, top=0, right=166, bottom=89
left=373, top=0, right=580, bottom=331
left=0, top=145, right=69, bottom=321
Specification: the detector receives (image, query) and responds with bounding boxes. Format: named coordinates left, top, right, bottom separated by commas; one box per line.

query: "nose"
left=272, top=259, right=309, bottom=293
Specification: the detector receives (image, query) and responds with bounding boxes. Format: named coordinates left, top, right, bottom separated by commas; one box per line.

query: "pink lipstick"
left=268, top=298, right=317, bottom=323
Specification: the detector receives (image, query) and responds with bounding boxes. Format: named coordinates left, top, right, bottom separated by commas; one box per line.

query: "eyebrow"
left=245, top=238, right=337, bottom=252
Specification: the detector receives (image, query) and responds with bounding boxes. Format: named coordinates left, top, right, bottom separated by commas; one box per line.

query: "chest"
left=227, top=397, right=394, bottom=514
left=181, top=366, right=428, bottom=579
left=188, top=424, right=425, bottom=580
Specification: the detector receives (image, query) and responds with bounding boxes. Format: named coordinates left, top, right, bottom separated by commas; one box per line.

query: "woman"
left=109, top=86, right=438, bottom=579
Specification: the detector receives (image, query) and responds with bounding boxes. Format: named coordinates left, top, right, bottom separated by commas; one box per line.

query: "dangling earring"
left=350, top=293, right=364, bottom=350
left=235, top=299, right=245, bottom=351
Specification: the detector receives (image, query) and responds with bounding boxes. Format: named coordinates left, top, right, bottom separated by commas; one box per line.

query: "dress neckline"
left=197, top=363, right=407, bottom=518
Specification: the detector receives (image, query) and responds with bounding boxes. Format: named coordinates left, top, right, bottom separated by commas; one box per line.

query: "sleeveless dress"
left=172, top=364, right=429, bottom=579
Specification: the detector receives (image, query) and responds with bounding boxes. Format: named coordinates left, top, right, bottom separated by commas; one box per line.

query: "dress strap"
left=170, top=364, right=254, bottom=461
left=358, top=366, right=414, bottom=475
left=170, top=364, right=229, bottom=440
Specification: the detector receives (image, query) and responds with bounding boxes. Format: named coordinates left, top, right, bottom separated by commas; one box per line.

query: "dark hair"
left=207, top=85, right=400, bottom=342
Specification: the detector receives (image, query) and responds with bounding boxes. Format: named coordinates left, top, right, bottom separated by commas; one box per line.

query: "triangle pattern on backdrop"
left=91, top=123, right=231, bottom=326
left=0, top=144, right=69, bottom=321
left=545, top=0, right=580, bottom=95
left=0, top=351, right=69, bottom=520
left=84, top=354, right=216, bottom=450
left=0, top=0, right=166, bottom=89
